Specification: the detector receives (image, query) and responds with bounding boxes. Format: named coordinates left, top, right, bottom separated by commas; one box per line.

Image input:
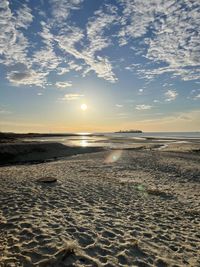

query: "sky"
left=0, top=0, right=200, bottom=133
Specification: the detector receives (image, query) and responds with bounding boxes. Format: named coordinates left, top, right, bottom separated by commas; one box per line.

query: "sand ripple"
left=0, top=150, right=200, bottom=266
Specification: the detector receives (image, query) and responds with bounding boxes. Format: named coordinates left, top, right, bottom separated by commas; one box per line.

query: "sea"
left=25, top=132, right=200, bottom=149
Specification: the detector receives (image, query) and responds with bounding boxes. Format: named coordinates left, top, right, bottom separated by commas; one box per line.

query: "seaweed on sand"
left=39, top=242, right=77, bottom=267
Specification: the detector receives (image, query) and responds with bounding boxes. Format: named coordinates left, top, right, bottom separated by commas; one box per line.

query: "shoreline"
left=0, top=137, right=200, bottom=166
left=0, top=132, right=104, bottom=144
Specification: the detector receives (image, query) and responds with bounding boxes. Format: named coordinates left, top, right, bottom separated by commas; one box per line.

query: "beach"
left=1, top=0, right=200, bottom=265
left=0, top=138, right=200, bottom=266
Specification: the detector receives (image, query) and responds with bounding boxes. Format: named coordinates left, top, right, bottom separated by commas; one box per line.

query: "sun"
left=81, top=103, right=87, bottom=111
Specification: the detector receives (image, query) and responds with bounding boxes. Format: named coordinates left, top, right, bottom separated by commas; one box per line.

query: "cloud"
left=116, top=104, right=123, bottom=108
left=194, top=94, right=200, bottom=100
left=53, top=4, right=119, bottom=82
left=32, top=47, right=61, bottom=72
left=57, top=67, right=70, bottom=75
left=1, top=0, right=199, bottom=88
left=7, top=70, right=47, bottom=87
left=0, top=1, right=50, bottom=87
left=0, top=107, right=11, bottom=114
left=10, top=0, right=114, bottom=87
left=56, top=60, right=83, bottom=76
left=117, top=113, right=129, bottom=119
left=119, top=0, right=160, bottom=40
left=106, top=112, right=129, bottom=120
left=0, top=1, right=85, bottom=87
left=15, top=4, right=33, bottom=29
left=136, top=104, right=153, bottom=110
left=138, top=88, right=144, bottom=95
left=164, top=89, right=178, bottom=102
left=0, top=1, right=32, bottom=67
left=129, top=109, right=200, bottom=131
left=163, top=82, right=173, bottom=88
left=39, top=22, right=54, bottom=47
left=86, top=5, right=118, bottom=54
left=56, top=20, right=118, bottom=82
left=56, top=81, right=72, bottom=88
left=60, top=93, right=84, bottom=101
left=119, top=0, right=200, bottom=81
left=50, top=0, right=83, bottom=23
left=68, top=61, right=83, bottom=71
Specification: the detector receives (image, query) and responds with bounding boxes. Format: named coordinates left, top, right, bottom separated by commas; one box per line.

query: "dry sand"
left=0, top=144, right=200, bottom=266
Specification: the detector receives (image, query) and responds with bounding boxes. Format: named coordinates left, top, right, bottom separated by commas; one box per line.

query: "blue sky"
left=0, top=0, right=200, bottom=132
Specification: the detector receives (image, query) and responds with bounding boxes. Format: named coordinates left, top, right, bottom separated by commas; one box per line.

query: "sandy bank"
left=0, top=142, right=103, bottom=165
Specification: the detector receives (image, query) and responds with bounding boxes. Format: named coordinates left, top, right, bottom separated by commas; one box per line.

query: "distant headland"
left=115, top=130, right=143, bottom=133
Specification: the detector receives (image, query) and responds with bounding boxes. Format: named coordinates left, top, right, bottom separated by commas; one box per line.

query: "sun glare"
left=81, top=103, right=87, bottom=111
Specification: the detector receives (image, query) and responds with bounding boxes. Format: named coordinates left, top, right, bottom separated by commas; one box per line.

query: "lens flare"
left=105, top=150, right=123, bottom=163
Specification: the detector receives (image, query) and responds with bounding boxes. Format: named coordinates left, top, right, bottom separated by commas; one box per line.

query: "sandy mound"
left=0, top=142, right=103, bottom=165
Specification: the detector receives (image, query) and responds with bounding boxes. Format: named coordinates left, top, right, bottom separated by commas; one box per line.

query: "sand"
left=0, top=142, right=103, bottom=165
left=0, top=145, right=200, bottom=266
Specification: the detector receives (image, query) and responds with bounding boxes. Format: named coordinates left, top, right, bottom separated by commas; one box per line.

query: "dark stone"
left=37, top=177, right=57, bottom=183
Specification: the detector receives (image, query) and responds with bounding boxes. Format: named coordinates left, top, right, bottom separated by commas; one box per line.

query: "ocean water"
left=105, top=132, right=200, bottom=139
left=25, top=132, right=200, bottom=148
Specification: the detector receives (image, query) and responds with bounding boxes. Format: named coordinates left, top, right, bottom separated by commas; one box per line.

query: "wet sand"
left=0, top=143, right=200, bottom=266
left=0, top=142, right=103, bottom=165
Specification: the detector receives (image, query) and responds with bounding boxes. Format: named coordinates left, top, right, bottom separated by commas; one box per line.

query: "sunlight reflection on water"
left=24, top=132, right=199, bottom=150
left=80, top=139, right=88, bottom=147
left=66, top=136, right=107, bottom=147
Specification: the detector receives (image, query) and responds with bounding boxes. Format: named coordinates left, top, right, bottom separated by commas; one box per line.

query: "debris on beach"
left=37, top=176, right=57, bottom=183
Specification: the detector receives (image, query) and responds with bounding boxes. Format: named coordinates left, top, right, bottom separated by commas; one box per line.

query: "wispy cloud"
left=138, top=88, right=144, bottom=95
left=0, top=1, right=32, bottom=67
left=119, top=0, right=200, bottom=81
left=7, top=70, right=47, bottom=87
left=0, top=0, right=83, bottom=87
left=194, top=94, right=200, bottom=100
left=50, top=0, right=83, bottom=23
left=86, top=5, right=118, bottom=54
left=136, top=104, right=153, bottom=110
left=164, top=89, right=178, bottom=102
left=32, top=47, right=61, bottom=72
left=125, top=63, right=141, bottom=71
left=15, top=4, right=33, bottom=29
left=0, top=107, right=11, bottom=114
left=60, top=93, right=84, bottom=101
left=57, top=67, right=70, bottom=75
left=56, top=6, right=118, bottom=83
left=116, top=104, right=123, bottom=108
left=117, top=112, right=129, bottom=118
left=0, top=0, right=199, bottom=89
left=129, top=109, right=200, bottom=131
left=68, top=61, right=82, bottom=72
left=56, top=81, right=72, bottom=89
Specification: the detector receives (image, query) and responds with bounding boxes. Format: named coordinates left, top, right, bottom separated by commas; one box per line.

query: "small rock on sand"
left=37, top=177, right=57, bottom=183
